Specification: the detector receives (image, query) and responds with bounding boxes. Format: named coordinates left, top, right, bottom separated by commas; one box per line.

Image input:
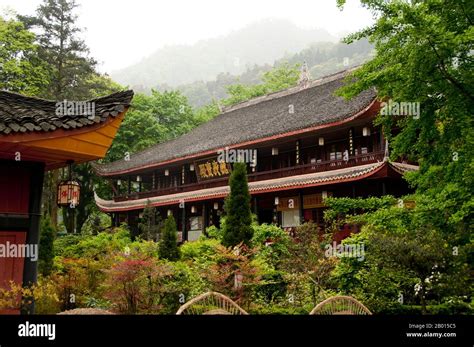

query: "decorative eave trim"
left=95, top=160, right=408, bottom=213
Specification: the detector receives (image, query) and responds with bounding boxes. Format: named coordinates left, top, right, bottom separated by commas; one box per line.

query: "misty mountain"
left=111, top=19, right=338, bottom=88
left=177, top=39, right=374, bottom=107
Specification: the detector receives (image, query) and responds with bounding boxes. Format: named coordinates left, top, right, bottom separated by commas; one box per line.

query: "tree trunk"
left=420, top=284, right=427, bottom=314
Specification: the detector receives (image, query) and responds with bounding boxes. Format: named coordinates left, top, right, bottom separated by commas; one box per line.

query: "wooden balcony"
left=114, top=150, right=386, bottom=202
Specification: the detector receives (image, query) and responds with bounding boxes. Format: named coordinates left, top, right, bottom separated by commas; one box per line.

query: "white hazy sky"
left=0, top=0, right=374, bottom=73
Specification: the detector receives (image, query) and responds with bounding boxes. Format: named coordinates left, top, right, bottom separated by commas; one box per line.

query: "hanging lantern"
left=274, top=196, right=279, bottom=205
left=318, top=137, right=325, bottom=146
left=213, top=202, right=219, bottom=210
left=117, top=179, right=122, bottom=186
left=322, top=191, right=328, bottom=200
left=363, top=127, right=371, bottom=137
left=57, top=163, right=80, bottom=207
left=57, top=180, right=80, bottom=207
left=272, top=147, right=279, bottom=156
left=191, top=206, right=197, bottom=214
left=189, top=164, right=195, bottom=171
left=167, top=209, right=173, bottom=216
left=136, top=175, right=142, bottom=182
left=164, top=169, right=169, bottom=176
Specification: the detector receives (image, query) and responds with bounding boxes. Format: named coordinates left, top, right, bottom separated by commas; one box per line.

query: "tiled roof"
left=0, top=90, right=134, bottom=135
left=94, top=69, right=377, bottom=176
left=95, top=161, right=412, bottom=212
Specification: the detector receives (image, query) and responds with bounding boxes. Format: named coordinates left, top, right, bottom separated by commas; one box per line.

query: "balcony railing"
left=114, top=150, right=386, bottom=202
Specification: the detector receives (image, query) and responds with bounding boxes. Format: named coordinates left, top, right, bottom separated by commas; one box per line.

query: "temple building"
left=0, top=90, right=133, bottom=313
left=94, top=69, right=417, bottom=242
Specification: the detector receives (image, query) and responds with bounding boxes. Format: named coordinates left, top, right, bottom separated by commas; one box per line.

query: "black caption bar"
left=0, top=315, right=472, bottom=346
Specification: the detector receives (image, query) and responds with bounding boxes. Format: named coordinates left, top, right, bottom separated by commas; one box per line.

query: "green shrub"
left=54, top=227, right=131, bottom=258
left=39, top=217, right=56, bottom=276
left=180, top=238, right=220, bottom=261
left=158, top=215, right=180, bottom=261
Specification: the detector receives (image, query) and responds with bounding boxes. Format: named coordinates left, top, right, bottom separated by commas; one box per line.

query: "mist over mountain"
left=111, top=19, right=338, bottom=89
left=176, top=38, right=373, bottom=107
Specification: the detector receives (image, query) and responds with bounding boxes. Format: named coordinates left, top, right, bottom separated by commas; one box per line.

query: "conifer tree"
left=158, top=215, right=180, bottom=261
left=222, top=162, right=253, bottom=247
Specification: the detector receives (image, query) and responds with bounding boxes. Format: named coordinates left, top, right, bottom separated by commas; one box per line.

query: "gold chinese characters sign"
left=195, top=159, right=232, bottom=181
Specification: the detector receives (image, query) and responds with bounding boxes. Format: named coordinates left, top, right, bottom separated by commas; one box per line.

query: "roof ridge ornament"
left=298, top=61, right=311, bottom=89
left=212, top=96, right=224, bottom=113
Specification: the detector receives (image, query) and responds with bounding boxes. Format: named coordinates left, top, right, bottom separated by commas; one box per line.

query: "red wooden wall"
left=0, top=166, right=30, bottom=214
left=0, top=165, right=31, bottom=314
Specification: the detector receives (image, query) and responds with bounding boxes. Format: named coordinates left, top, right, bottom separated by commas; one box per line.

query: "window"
left=189, top=216, right=203, bottom=231
left=282, top=210, right=301, bottom=228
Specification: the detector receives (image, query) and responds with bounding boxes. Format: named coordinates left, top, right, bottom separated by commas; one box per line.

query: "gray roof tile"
left=0, top=90, right=134, bottom=136
left=96, top=69, right=376, bottom=176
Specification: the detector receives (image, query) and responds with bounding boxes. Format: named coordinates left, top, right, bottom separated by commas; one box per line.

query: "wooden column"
left=202, top=203, right=208, bottom=230
left=298, top=190, right=304, bottom=224
left=253, top=196, right=258, bottom=222
left=21, top=162, right=45, bottom=315
left=379, top=127, right=385, bottom=152
left=181, top=203, right=187, bottom=242
left=349, top=127, right=354, bottom=156
left=296, top=140, right=300, bottom=165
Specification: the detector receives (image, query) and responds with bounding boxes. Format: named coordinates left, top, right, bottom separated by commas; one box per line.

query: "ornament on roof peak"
left=298, top=61, right=311, bottom=89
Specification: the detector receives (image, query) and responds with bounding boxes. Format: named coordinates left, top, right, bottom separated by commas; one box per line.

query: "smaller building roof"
left=0, top=90, right=133, bottom=134
left=0, top=90, right=134, bottom=169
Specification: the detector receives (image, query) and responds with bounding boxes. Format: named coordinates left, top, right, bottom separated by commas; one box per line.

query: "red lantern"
left=57, top=180, right=80, bottom=207
left=57, top=162, right=80, bottom=207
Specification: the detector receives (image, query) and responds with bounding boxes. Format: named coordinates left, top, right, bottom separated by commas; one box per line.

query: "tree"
left=0, top=16, right=49, bottom=95
left=327, top=204, right=470, bottom=314
left=20, top=0, right=125, bottom=231
left=158, top=215, right=180, bottom=261
left=224, top=62, right=300, bottom=106
left=104, top=93, right=168, bottom=163
left=61, top=163, right=100, bottom=234
left=336, top=0, right=473, bottom=230
left=19, top=0, right=97, bottom=100
left=138, top=201, right=161, bottom=241
left=39, top=217, right=56, bottom=276
left=281, top=222, right=337, bottom=306
left=222, top=162, right=253, bottom=247
left=331, top=0, right=473, bottom=312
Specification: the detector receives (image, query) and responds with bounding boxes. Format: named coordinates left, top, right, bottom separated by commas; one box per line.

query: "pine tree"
left=20, top=0, right=116, bottom=232
left=158, top=215, right=180, bottom=261
left=222, top=162, right=253, bottom=247
left=19, top=0, right=97, bottom=100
